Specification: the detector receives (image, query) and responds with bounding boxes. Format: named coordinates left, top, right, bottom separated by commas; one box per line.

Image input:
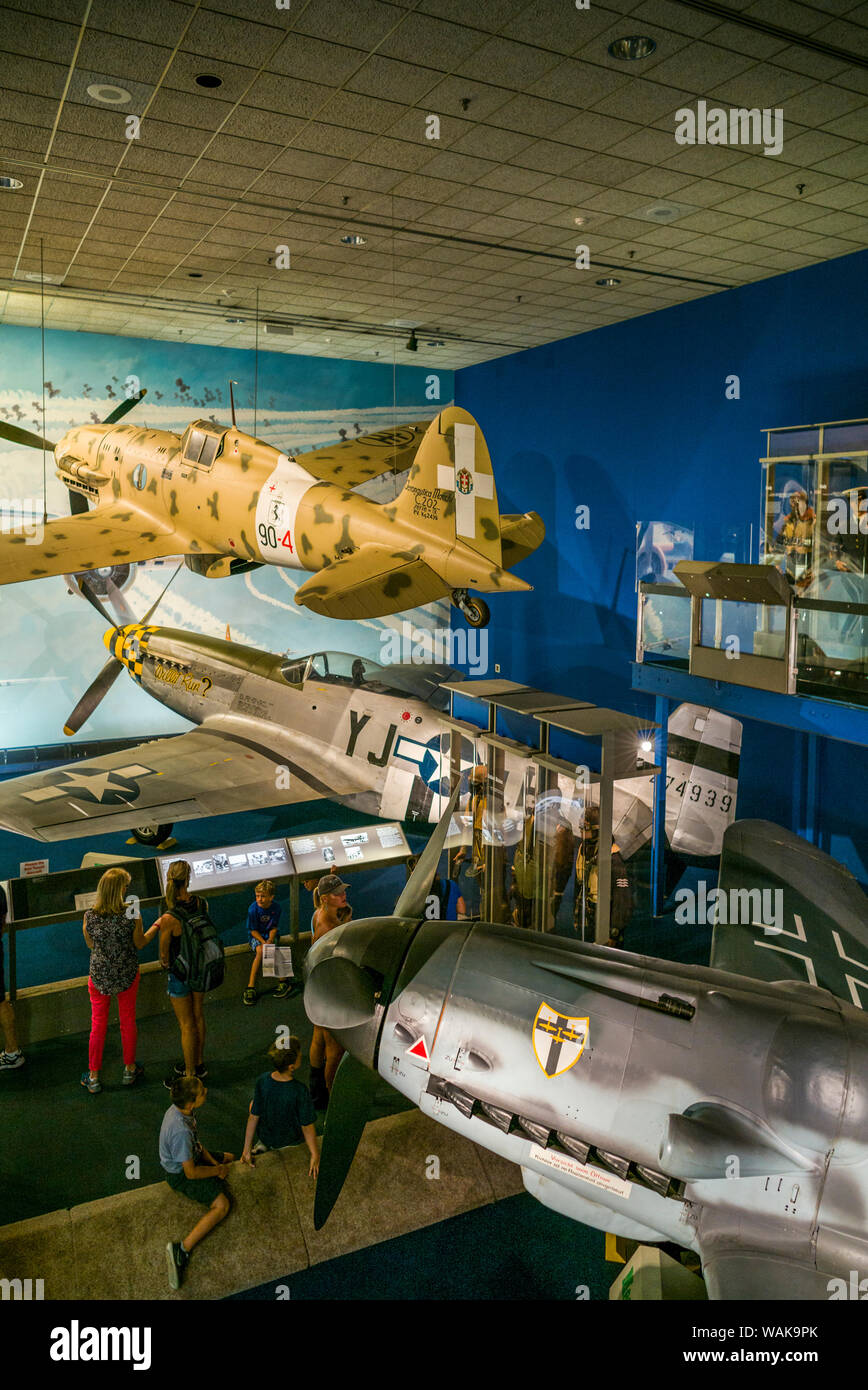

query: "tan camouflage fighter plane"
left=0, top=402, right=543, bottom=627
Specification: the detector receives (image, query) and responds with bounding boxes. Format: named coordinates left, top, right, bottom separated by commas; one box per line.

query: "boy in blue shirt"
left=242, top=880, right=290, bottom=1005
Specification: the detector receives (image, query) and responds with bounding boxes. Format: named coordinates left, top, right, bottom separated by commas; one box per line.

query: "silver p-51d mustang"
left=0, top=604, right=739, bottom=858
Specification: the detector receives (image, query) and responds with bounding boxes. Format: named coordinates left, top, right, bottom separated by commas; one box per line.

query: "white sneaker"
left=0, top=1051, right=25, bottom=1071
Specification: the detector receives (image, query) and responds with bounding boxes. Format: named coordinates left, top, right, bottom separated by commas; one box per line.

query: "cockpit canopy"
left=280, top=649, right=452, bottom=708
left=180, top=420, right=227, bottom=469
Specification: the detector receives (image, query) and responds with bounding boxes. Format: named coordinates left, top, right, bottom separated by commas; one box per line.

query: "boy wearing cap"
left=308, top=873, right=351, bottom=1107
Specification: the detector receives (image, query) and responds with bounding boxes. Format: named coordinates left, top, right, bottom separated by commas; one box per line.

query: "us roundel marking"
left=54, top=769, right=143, bottom=805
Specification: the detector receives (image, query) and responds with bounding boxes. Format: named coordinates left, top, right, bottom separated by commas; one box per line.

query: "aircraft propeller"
left=308, top=786, right=460, bottom=1230
left=0, top=421, right=57, bottom=452
left=63, top=564, right=180, bottom=737
left=0, top=388, right=147, bottom=516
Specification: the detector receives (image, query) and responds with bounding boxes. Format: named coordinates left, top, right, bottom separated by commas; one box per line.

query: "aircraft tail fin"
left=393, top=407, right=504, bottom=566
left=618, top=704, right=742, bottom=860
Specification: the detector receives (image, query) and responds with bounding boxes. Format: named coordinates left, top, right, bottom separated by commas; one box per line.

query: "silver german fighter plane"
left=306, top=802, right=868, bottom=1300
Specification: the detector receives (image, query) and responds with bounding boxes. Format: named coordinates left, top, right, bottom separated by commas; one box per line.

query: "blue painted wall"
left=455, top=249, right=868, bottom=884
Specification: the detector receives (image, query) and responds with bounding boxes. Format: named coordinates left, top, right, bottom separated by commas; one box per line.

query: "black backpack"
left=169, top=897, right=225, bottom=993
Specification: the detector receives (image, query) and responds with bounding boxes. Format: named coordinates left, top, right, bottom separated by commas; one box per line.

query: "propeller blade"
left=393, top=783, right=460, bottom=919
left=63, top=655, right=124, bottom=736
left=68, top=490, right=89, bottom=515
left=103, top=388, right=146, bottom=425
left=0, top=421, right=56, bottom=451
left=141, top=564, right=182, bottom=625
left=73, top=576, right=115, bottom=627
left=104, top=576, right=137, bottom=627
left=313, top=1051, right=381, bottom=1231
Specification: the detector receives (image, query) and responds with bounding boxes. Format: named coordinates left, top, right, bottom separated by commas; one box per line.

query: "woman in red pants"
left=81, top=867, right=160, bottom=1094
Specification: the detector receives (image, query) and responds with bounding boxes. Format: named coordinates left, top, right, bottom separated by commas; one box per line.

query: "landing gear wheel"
left=131, top=823, right=173, bottom=846
left=451, top=591, right=490, bottom=628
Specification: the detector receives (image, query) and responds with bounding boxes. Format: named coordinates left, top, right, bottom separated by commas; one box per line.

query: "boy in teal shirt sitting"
left=241, top=1038, right=319, bottom=1177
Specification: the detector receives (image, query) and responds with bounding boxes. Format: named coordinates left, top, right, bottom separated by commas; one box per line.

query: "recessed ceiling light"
left=608, top=35, right=656, bottom=60
left=188, top=271, right=204, bottom=278
left=573, top=215, right=587, bottom=226
left=0, top=176, right=23, bottom=190
left=22, top=271, right=62, bottom=283
left=195, top=74, right=223, bottom=88
left=596, top=277, right=621, bottom=286
left=341, top=234, right=367, bottom=246
left=87, top=81, right=131, bottom=104
left=635, top=201, right=692, bottom=224
left=225, top=317, right=244, bottom=324
left=426, top=339, right=444, bottom=347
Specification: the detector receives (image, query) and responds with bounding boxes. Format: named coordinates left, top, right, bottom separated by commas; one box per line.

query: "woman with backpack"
left=81, top=867, right=160, bottom=1094
left=157, top=861, right=224, bottom=1087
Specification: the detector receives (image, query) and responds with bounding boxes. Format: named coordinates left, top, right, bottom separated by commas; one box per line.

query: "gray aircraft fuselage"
left=107, top=621, right=454, bottom=825
left=306, top=913, right=868, bottom=1299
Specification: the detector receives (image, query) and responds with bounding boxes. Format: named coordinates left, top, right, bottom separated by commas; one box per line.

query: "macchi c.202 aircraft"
left=306, top=794, right=868, bottom=1300
left=0, top=593, right=739, bottom=859
left=0, top=401, right=543, bottom=628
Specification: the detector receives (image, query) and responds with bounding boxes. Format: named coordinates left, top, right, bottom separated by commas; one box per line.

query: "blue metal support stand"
left=804, top=732, right=819, bottom=848
left=651, top=694, right=669, bottom=917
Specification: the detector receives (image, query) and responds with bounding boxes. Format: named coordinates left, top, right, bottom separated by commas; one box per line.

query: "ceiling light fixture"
left=225, top=317, right=244, bottom=324
left=608, top=35, right=656, bottom=60
left=341, top=233, right=367, bottom=246
left=195, top=74, right=223, bottom=88
left=573, top=215, right=587, bottom=226
left=86, top=82, right=131, bottom=104
left=0, top=176, right=23, bottom=190
left=188, top=272, right=203, bottom=278
left=635, top=201, right=691, bottom=224
left=596, top=277, right=620, bottom=286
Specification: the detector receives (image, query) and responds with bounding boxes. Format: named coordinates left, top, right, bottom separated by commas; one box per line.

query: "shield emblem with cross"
left=532, top=1003, right=589, bottom=1078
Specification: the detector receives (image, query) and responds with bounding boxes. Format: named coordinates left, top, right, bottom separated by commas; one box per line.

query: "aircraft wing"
left=295, top=544, right=450, bottom=620
left=297, top=421, right=432, bottom=489
left=711, top=820, right=868, bottom=1008
left=0, top=506, right=180, bottom=586
left=0, top=722, right=340, bottom=842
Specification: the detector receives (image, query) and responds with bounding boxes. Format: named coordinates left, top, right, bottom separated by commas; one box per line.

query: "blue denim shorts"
left=167, top=973, right=191, bottom=999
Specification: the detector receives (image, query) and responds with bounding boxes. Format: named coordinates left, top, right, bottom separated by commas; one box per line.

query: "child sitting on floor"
left=160, top=1075, right=234, bottom=1290
left=241, top=1037, right=319, bottom=1178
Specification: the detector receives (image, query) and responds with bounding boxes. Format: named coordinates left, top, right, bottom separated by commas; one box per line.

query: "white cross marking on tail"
left=436, top=423, right=492, bottom=539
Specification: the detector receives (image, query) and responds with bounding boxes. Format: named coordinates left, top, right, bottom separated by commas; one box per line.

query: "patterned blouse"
left=85, top=909, right=139, bottom=995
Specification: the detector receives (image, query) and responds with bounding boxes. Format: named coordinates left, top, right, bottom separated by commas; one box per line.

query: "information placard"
left=156, top=839, right=294, bottom=895
left=288, top=821, right=410, bottom=874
